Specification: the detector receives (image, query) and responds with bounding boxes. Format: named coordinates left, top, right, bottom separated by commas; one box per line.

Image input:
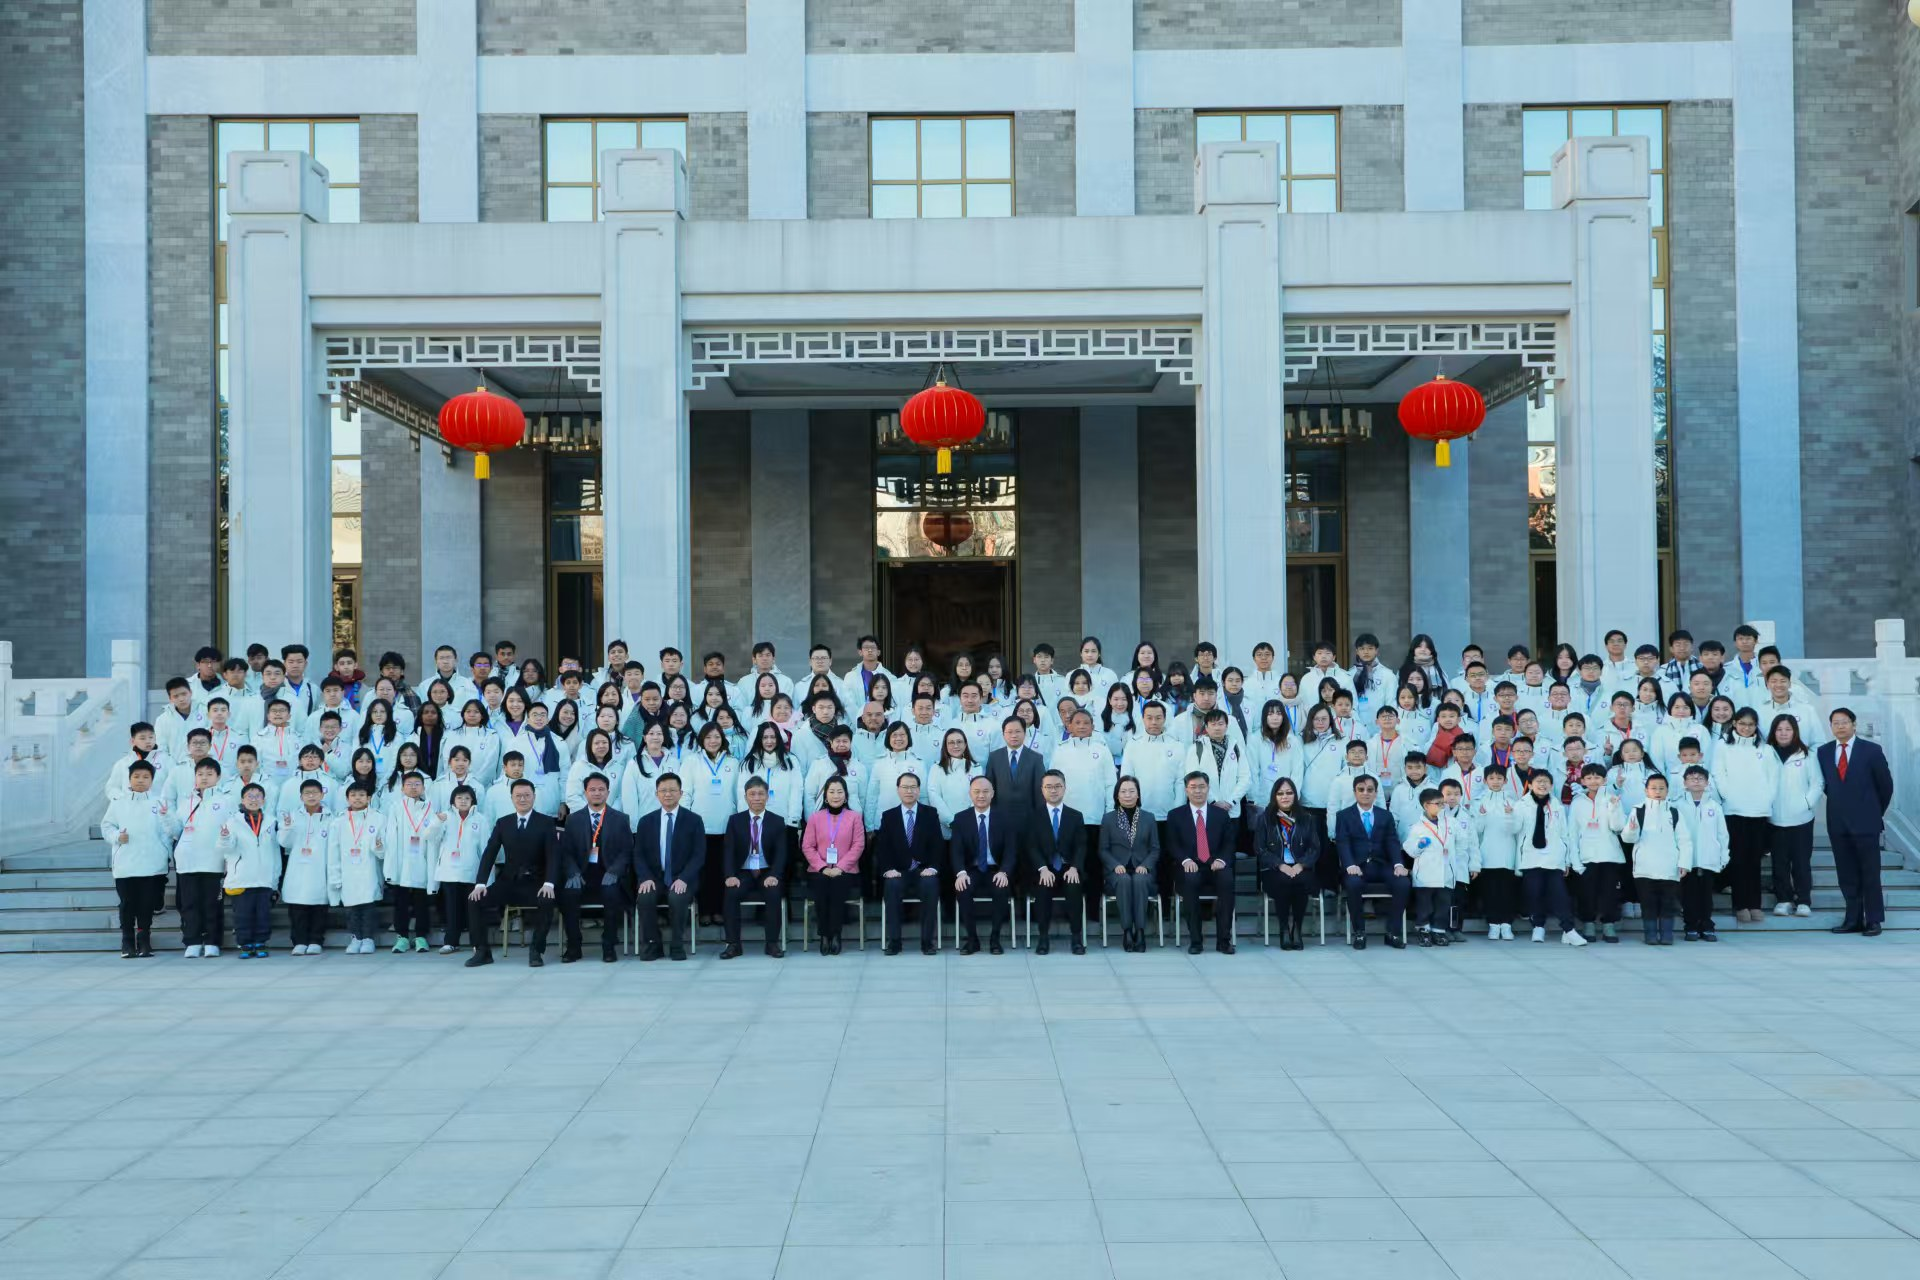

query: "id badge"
left=350, top=845, right=362, bottom=859
left=710, top=775, right=723, bottom=791
left=409, top=836, right=421, bottom=851
left=826, top=844, right=839, bottom=866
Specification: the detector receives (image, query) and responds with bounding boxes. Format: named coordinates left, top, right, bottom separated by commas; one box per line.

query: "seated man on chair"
left=1335, top=774, right=1407, bottom=951
left=1027, top=769, right=1087, bottom=955
left=721, top=775, right=789, bottom=959
left=950, top=776, right=1011, bottom=955
left=556, top=771, right=634, bottom=962
left=465, top=779, right=560, bottom=968
left=1165, top=770, right=1237, bottom=955
left=633, top=772, right=704, bottom=961
left=875, top=770, right=944, bottom=955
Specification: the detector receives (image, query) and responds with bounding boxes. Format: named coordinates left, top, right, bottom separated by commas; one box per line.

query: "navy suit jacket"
left=633, top=806, right=707, bottom=886
left=949, top=808, right=1013, bottom=877
left=722, top=809, right=793, bottom=879
left=1818, top=737, right=1893, bottom=836
left=1333, top=804, right=1401, bottom=873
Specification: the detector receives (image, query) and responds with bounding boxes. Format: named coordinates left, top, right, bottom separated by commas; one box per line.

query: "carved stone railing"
left=0, top=640, right=140, bottom=857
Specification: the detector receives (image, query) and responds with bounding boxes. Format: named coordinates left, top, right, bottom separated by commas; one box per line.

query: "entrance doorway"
left=550, top=567, right=603, bottom=669
left=1286, top=563, right=1344, bottom=668
left=879, top=561, right=1015, bottom=678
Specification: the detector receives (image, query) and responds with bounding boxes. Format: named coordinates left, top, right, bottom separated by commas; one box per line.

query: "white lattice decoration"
left=1282, top=320, right=1562, bottom=385
left=322, top=332, right=602, bottom=394
left=686, top=326, right=1199, bottom=389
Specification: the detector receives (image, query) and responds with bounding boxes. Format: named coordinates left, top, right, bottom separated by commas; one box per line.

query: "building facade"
left=7, top=0, right=1919, bottom=689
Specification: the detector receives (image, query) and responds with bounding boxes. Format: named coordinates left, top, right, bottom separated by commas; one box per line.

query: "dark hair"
left=1768, top=713, right=1808, bottom=758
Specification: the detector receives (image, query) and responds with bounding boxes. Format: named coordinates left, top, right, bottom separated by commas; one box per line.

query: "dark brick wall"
left=479, top=0, right=743, bottom=55
left=691, top=412, right=752, bottom=663
left=1137, top=407, right=1197, bottom=649
left=479, top=115, right=542, bottom=223
left=1137, top=0, right=1400, bottom=49
left=1344, top=421, right=1411, bottom=654
left=688, top=113, right=748, bottom=221
left=806, top=114, right=868, bottom=220
left=1134, top=109, right=1193, bottom=216
left=1900, top=16, right=1920, bottom=635
left=358, top=115, right=419, bottom=224
left=356, top=415, right=421, bottom=669
left=1016, top=409, right=1082, bottom=658
left=809, top=411, right=874, bottom=647
left=1463, top=104, right=1522, bottom=211
left=1465, top=399, right=1530, bottom=650
left=1015, top=112, right=1076, bottom=217
left=808, top=0, right=1072, bottom=53
left=1341, top=106, right=1405, bottom=213
left=1463, top=0, right=1728, bottom=45
left=149, top=0, right=416, bottom=55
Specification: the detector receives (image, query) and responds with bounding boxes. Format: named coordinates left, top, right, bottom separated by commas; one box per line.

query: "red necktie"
left=1838, top=744, right=1849, bottom=781
left=1194, top=810, right=1210, bottom=864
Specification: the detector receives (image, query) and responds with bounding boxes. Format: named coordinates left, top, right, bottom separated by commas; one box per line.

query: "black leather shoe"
left=765, top=944, right=786, bottom=958
left=719, top=943, right=743, bottom=960
left=1035, top=940, right=1050, bottom=956
left=561, top=952, right=581, bottom=964
left=528, top=953, right=545, bottom=967
left=464, top=952, right=492, bottom=967
left=1218, top=940, right=1235, bottom=955
left=1833, top=922, right=1864, bottom=934
left=1071, top=941, right=1086, bottom=956
left=669, top=946, right=688, bottom=961
left=960, top=939, right=979, bottom=956
left=1385, top=935, right=1406, bottom=950
left=1352, top=936, right=1367, bottom=951
left=1188, top=941, right=1203, bottom=955
left=602, top=949, right=618, bottom=963
left=920, top=943, right=937, bottom=956
left=883, top=942, right=902, bottom=956
left=1865, top=924, right=1884, bottom=937
left=989, top=941, right=1004, bottom=956
left=640, top=944, right=663, bottom=961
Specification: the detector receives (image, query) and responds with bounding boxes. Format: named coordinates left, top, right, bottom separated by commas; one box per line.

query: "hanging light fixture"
left=1283, top=357, right=1373, bottom=445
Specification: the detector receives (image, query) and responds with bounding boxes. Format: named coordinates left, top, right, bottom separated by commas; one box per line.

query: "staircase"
left=3, top=831, right=1917, bottom=952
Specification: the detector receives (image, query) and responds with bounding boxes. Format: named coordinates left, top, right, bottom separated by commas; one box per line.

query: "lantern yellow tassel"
left=1435, top=440, right=1451, bottom=468
left=475, top=452, right=491, bottom=480
left=936, top=447, right=953, bottom=474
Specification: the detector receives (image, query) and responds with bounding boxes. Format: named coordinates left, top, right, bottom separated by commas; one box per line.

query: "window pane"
left=1289, top=179, right=1337, bottom=213
left=545, top=121, right=593, bottom=183
left=596, top=120, right=637, bottom=158
left=1290, top=114, right=1337, bottom=176
left=217, top=120, right=265, bottom=172
left=1197, top=114, right=1243, bottom=144
left=921, top=183, right=962, bottom=218
left=1521, top=110, right=1567, bottom=172
left=1285, top=508, right=1341, bottom=555
left=871, top=119, right=918, bottom=180
left=327, top=186, right=360, bottom=223
left=920, top=119, right=962, bottom=180
left=1651, top=333, right=1668, bottom=389
left=1522, top=174, right=1554, bottom=211
left=1651, top=286, right=1665, bottom=329
left=267, top=121, right=310, bottom=152
left=1650, top=235, right=1662, bottom=278
left=546, top=185, right=594, bottom=222
left=330, top=409, right=360, bottom=457
left=965, top=183, right=1011, bottom=217
left=871, top=184, right=918, bottom=218
left=217, top=303, right=228, bottom=345
left=547, top=455, right=600, bottom=511
left=216, top=187, right=230, bottom=240
left=1615, top=108, right=1663, bottom=168
left=964, top=117, right=1011, bottom=180
left=1242, top=114, right=1285, bottom=145
left=1648, top=173, right=1665, bottom=227
left=1571, top=108, right=1613, bottom=140
left=312, top=122, right=359, bottom=183
left=1284, top=448, right=1343, bottom=503
left=550, top=514, right=583, bottom=562
left=641, top=120, right=686, bottom=155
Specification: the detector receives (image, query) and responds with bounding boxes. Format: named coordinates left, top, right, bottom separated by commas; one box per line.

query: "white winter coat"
left=1709, top=735, right=1773, bottom=818
left=172, top=788, right=235, bottom=875
left=1676, top=793, right=1730, bottom=874
left=1768, top=748, right=1824, bottom=827
left=1120, top=733, right=1188, bottom=821
left=926, top=760, right=983, bottom=834
left=326, top=808, right=386, bottom=906
left=383, top=795, right=440, bottom=889
left=443, top=725, right=501, bottom=786
left=1565, top=791, right=1627, bottom=865
left=100, top=792, right=181, bottom=879
left=1622, top=798, right=1694, bottom=882
left=1516, top=797, right=1579, bottom=872
left=1182, top=740, right=1249, bottom=816
left=1051, top=737, right=1116, bottom=824
left=278, top=809, right=334, bottom=905
left=429, top=807, right=490, bottom=887
left=1471, top=793, right=1526, bottom=874
left=219, top=812, right=282, bottom=892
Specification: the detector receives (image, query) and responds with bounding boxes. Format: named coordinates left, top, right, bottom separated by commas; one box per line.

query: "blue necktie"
left=1361, top=810, right=1372, bottom=837
left=1050, top=809, right=1063, bottom=873
left=977, top=813, right=992, bottom=871
left=662, top=812, right=674, bottom=880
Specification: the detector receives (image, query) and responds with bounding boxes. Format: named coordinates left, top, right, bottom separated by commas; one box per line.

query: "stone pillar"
left=417, top=0, right=479, bottom=222
left=1401, top=0, right=1465, bottom=213
left=1553, top=137, right=1659, bottom=651
left=600, top=150, right=689, bottom=667
left=419, top=445, right=481, bottom=660
left=224, top=151, right=330, bottom=660
left=749, top=411, right=812, bottom=666
left=1073, top=0, right=1135, bottom=216
left=1407, top=448, right=1472, bottom=655
left=1194, top=141, right=1287, bottom=661
left=746, top=0, right=806, bottom=219
left=1078, top=406, right=1141, bottom=649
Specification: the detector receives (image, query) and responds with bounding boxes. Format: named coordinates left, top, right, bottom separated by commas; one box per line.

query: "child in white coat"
left=328, top=781, right=387, bottom=953
left=1568, top=763, right=1629, bottom=942
left=174, top=758, right=235, bottom=958
left=278, top=779, right=334, bottom=953
left=1766, top=716, right=1825, bottom=918
left=1622, top=773, right=1693, bottom=945
left=1676, top=765, right=1730, bottom=941
left=430, top=783, right=488, bottom=953
left=1402, top=788, right=1454, bottom=946
left=1517, top=771, right=1587, bottom=946
left=384, top=771, right=438, bottom=953
left=220, top=783, right=281, bottom=958
left=100, top=759, right=179, bottom=957
left=1471, top=766, right=1525, bottom=939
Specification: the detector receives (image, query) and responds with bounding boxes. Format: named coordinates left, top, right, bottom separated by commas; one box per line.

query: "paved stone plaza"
left=4, top=937, right=1920, bottom=1279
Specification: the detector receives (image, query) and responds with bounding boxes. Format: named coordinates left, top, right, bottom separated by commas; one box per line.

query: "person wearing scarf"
left=1255, top=778, right=1319, bottom=950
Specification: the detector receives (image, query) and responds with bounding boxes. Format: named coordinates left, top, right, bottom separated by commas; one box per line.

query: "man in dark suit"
left=1027, top=769, right=1087, bottom=955
left=721, top=777, right=790, bottom=959
left=1818, top=708, right=1895, bottom=936
left=875, top=770, right=945, bottom=955
left=1165, top=771, right=1237, bottom=954
left=950, top=775, right=1012, bottom=954
left=1334, top=774, right=1406, bottom=950
left=985, top=716, right=1046, bottom=850
left=466, top=779, right=560, bottom=968
left=632, top=772, right=704, bottom=960
left=556, top=771, right=634, bottom=962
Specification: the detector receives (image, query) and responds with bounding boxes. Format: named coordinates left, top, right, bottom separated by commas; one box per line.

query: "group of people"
left=100, top=624, right=1897, bottom=963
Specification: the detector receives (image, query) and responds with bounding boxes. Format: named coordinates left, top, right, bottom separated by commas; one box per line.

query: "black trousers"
left=1635, top=877, right=1679, bottom=928
left=725, top=871, right=786, bottom=947
left=636, top=879, right=695, bottom=953
left=439, top=884, right=473, bottom=946
left=114, top=875, right=166, bottom=949
left=1831, top=831, right=1886, bottom=926
left=1032, top=870, right=1086, bottom=943
left=551, top=885, right=587, bottom=955
left=232, top=886, right=274, bottom=946
left=1681, top=869, right=1717, bottom=933
left=472, top=879, right=557, bottom=959
left=1769, top=822, right=1814, bottom=907
left=1342, top=865, right=1409, bottom=938
left=699, top=834, right=726, bottom=919
left=1477, top=867, right=1518, bottom=925
left=1726, top=815, right=1769, bottom=911
left=957, top=872, right=1010, bottom=944
left=287, top=903, right=329, bottom=946
left=176, top=871, right=224, bottom=948
left=1523, top=866, right=1577, bottom=930
left=1584, top=862, right=1625, bottom=924
left=881, top=869, right=941, bottom=948
left=1261, top=866, right=1315, bottom=928
left=391, top=886, right=432, bottom=939
left=1179, top=858, right=1237, bottom=944
left=811, top=870, right=857, bottom=943
left=1413, top=885, right=1452, bottom=931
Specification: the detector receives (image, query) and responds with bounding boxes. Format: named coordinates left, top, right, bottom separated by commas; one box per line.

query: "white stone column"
left=599, top=150, right=690, bottom=668
left=1073, top=0, right=1135, bottom=216
left=224, top=151, right=331, bottom=660
left=83, top=0, right=149, bottom=684
left=749, top=411, right=811, bottom=665
left=418, top=446, right=481, bottom=659
left=746, top=0, right=807, bottom=218
left=1553, top=137, right=1659, bottom=651
left=1195, top=142, right=1287, bottom=662
left=1400, top=0, right=1465, bottom=213
left=1078, top=406, right=1141, bottom=648
left=416, top=0, right=480, bottom=222
left=1407, top=451, right=1472, bottom=655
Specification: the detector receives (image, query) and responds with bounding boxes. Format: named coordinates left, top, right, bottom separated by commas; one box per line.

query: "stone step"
left=0, top=869, right=115, bottom=891
left=0, top=888, right=122, bottom=910
left=0, top=846, right=112, bottom=872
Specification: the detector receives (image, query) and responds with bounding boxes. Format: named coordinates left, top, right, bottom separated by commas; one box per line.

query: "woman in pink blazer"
left=802, top=776, right=864, bottom=954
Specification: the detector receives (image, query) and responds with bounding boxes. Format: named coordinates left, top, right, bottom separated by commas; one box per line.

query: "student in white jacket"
left=1676, top=765, right=1730, bottom=941
left=1321, top=740, right=1377, bottom=836
left=219, top=783, right=281, bottom=957
left=1365, top=707, right=1417, bottom=797
left=565, top=730, right=627, bottom=815
left=384, top=771, right=439, bottom=953
left=1402, top=788, right=1456, bottom=944
left=1515, top=772, right=1587, bottom=945
left=1766, top=717, right=1825, bottom=918
left=100, top=758, right=180, bottom=957
left=1708, top=708, right=1775, bottom=923
left=1471, top=767, right=1526, bottom=939
left=927, top=729, right=984, bottom=836
left=428, top=784, right=489, bottom=952
left=275, top=747, right=341, bottom=821
left=1182, top=715, right=1250, bottom=822
left=173, top=759, right=235, bottom=958
left=251, top=699, right=304, bottom=792
left=444, top=701, right=502, bottom=786
left=1621, top=774, right=1693, bottom=945
left=1120, top=703, right=1187, bottom=823
left=1567, top=763, right=1629, bottom=941
left=866, top=723, right=923, bottom=830
left=328, top=782, right=387, bottom=953
left=802, top=727, right=867, bottom=823
left=1647, top=695, right=1704, bottom=781
left=620, top=724, right=683, bottom=821
left=278, top=780, right=334, bottom=953
left=736, top=723, right=806, bottom=826
left=1758, top=667, right=1824, bottom=749
left=106, top=724, right=172, bottom=805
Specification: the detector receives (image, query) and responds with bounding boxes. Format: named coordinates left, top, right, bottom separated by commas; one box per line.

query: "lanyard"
left=1424, top=819, right=1449, bottom=854
left=402, top=800, right=427, bottom=837
left=703, top=752, right=727, bottom=783
left=347, top=813, right=365, bottom=849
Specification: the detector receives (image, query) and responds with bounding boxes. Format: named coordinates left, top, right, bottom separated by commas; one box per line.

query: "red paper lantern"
left=900, top=375, right=985, bottom=474
left=437, top=386, right=526, bottom=479
left=919, top=510, right=974, bottom=550
left=1397, top=374, right=1486, bottom=468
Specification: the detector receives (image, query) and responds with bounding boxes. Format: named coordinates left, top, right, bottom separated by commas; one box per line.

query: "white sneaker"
left=183, top=944, right=202, bottom=959
left=1531, top=926, right=1546, bottom=943
left=1501, top=924, right=1514, bottom=940
left=303, top=943, right=318, bottom=955
left=203, top=946, right=220, bottom=958
left=1773, top=902, right=1792, bottom=917
left=359, top=938, right=375, bottom=954
left=438, top=943, right=455, bottom=955
left=1795, top=904, right=1811, bottom=917
left=1487, top=924, right=1499, bottom=940
left=1563, top=929, right=1589, bottom=947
